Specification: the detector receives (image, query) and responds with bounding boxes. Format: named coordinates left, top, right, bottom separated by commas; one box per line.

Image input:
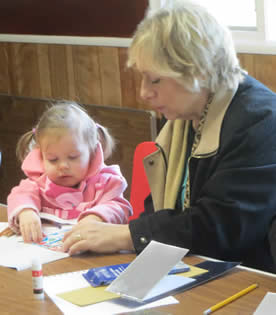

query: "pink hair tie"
left=32, top=128, right=36, bottom=134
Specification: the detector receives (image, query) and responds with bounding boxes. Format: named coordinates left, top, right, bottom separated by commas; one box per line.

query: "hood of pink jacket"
left=21, top=142, right=107, bottom=182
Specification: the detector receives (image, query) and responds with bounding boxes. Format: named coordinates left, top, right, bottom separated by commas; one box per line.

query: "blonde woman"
left=63, top=1, right=276, bottom=273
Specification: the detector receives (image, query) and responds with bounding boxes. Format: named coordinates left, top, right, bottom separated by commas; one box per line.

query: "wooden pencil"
left=0, top=226, right=15, bottom=237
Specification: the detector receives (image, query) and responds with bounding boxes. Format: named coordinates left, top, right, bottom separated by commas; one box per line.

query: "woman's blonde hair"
left=127, top=0, right=245, bottom=92
left=16, top=101, right=115, bottom=162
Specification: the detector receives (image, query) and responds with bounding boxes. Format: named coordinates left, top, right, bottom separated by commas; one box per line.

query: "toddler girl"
left=7, top=102, right=132, bottom=243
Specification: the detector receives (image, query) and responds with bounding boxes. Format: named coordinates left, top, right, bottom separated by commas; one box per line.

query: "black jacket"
left=130, top=75, right=276, bottom=273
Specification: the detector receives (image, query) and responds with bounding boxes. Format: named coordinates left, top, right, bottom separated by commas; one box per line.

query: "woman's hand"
left=79, top=214, right=103, bottom=223
left=18, top=209, right=43, bottom=243
left=62, top=218, right=134, bottom=255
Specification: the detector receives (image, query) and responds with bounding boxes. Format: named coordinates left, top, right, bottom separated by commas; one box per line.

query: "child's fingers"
left=32, top=226, right=43, bottom=243
left=22, top=227, right=32, bottom=243
left=20, top=222, right=33, bottom=243
left=28, top=221, right=42, bottom=243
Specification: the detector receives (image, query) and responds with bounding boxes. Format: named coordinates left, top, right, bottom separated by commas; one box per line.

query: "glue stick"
left=32, top=258, right=44, bottom=300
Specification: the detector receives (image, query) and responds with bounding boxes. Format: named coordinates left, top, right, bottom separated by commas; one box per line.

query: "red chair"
left=129, top=141, right=158, bottom=221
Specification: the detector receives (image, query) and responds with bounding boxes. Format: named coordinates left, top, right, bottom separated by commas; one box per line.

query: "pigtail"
left=96, top=124, right=115, bottom=160
left=16, top=130, right=36, bottom=162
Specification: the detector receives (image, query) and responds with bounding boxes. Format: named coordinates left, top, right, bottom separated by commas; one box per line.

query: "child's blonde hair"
left=16, top=101, right=115, bottom=162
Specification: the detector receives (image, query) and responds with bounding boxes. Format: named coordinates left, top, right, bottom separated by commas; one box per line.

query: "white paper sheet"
left=106, top=240, right=194, bottom=302
left=40, top=212, right=77, bottom=225
left=44, top=269, right=179, bottom=315
left=253, top=292, right=276, bottom=315
left=0, top=222, right=69, bottom=270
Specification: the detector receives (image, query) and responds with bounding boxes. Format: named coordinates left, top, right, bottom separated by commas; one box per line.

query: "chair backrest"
left=129, top=141, right=158, bottom=221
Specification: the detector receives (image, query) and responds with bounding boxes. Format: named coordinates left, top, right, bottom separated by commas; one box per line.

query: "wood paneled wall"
left=1, top=42, right=276, bottom=112
left=0, top=42, right=147, bottom=111
left=238, top=54, right=276, bottom=93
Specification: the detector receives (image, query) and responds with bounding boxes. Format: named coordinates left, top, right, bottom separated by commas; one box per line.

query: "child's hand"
left=18, top=209, right=43, bottom=243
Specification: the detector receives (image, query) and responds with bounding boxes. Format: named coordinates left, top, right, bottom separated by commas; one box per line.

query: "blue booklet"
left=108, top=257, right=240, bottom=303
left=83, top=260, right=190, bottom=287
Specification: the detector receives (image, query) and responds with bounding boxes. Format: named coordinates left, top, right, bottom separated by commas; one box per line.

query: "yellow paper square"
left=180, top=264, right=208, bottom=278
left=57, top=286, right=119, bottom=306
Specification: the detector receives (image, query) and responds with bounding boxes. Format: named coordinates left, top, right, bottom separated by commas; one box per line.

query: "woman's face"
left=140, top=71, right=209, bottom=121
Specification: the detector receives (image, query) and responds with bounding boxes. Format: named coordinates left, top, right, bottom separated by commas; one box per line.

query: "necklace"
left=183, top=92, right=214, bottom=209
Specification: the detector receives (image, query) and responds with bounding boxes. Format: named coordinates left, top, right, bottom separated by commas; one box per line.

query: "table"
left=0, top=204, right=275, bottom=314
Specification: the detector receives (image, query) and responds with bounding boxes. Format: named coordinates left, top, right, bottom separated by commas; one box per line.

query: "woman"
left=63, top=1, right=276, bottom=273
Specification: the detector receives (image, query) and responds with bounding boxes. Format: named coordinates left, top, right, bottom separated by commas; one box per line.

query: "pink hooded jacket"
left=7, top=143, right=132, bottom=231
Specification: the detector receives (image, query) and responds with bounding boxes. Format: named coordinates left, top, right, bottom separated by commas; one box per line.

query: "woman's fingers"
left=67, top=240, right=87, bottom=256
left=62, top=230, right=83, bottom=253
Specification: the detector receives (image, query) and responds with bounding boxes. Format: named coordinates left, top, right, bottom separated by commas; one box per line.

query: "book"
left=0, top=222, right=70, bottom=270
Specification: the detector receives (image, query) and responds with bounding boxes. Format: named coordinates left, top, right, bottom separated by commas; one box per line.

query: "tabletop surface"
left=0, top=204, right=275, bottom=315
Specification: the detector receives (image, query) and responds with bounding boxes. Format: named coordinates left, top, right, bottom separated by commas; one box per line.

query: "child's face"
left=40, top=130, right=91, bottom=187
